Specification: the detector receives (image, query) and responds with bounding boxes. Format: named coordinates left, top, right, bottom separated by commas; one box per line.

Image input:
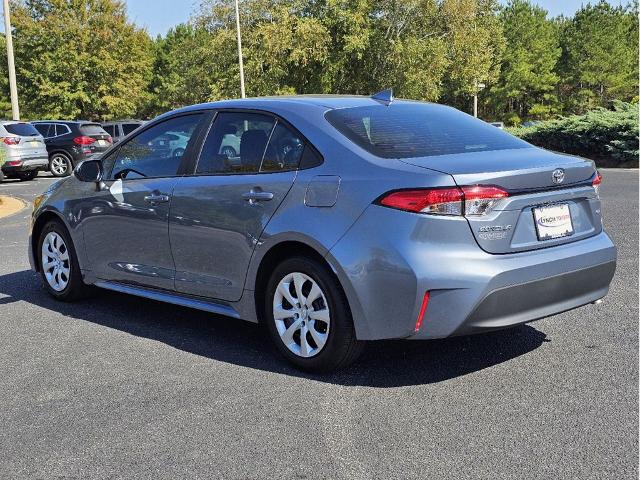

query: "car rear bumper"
left=1, top=156, right=48, bottom=172
left=327, top=205, right=617, bottom=341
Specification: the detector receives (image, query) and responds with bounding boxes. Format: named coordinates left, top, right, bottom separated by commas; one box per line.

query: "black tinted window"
left=33, top=123, right=50, bottom=137
left=261, top=122, right=304, bottom=172
left=102, top=125, right=115, bottom=136
left=110, top=114, right=203, bottom=179
left=122, top=123, right=141, bottom=135
left=325, top=103, right=529, bottom=158
left=4, top=123, right=40, bottom=136
left=196, top=112, right=275, bottom=175
left=80, top=124, right=108, bottom=136
left=55, top=124, right=71, bottom=136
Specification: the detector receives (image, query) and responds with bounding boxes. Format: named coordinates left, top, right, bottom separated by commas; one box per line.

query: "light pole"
left=473, top=81, right=486, bottom=118
left=3, top=0, right=19, bottom=120
left=234, top=0, right=246, bottom=98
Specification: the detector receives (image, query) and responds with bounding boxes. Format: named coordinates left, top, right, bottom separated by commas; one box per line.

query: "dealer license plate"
left=533, top=203, right=574, bottom=241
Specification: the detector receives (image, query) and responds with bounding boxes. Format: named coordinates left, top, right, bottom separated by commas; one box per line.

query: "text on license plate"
left=97, top=140, right=107, bottom=146
left=533, top=203, right=574, bottom=240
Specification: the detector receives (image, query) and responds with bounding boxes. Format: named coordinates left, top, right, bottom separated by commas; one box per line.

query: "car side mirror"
left=75, top=159, right=103, bottom=183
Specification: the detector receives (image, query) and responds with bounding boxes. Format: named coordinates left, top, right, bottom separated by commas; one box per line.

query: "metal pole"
left=473, top=92, right=478, bottom=118
left=234, top=0, right=246, bottom=99
left=3, top=0, right=19, bottom=120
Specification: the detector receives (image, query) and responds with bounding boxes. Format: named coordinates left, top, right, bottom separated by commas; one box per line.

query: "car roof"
left=31, top=120, right=100, bottom=125
left=165, top=95, right=430, bottom=117
left=101, top=119, right=145, bottom=125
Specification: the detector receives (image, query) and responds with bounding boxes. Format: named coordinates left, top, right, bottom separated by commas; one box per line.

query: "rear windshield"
left=4, top=123, right=40, bottom=136
left=325, top=103, right=529, bottom=158
left=80, top=124, right=108, bottom=136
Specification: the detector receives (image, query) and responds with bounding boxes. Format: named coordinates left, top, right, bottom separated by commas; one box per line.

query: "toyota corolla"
left=29, top=94, right=617, bottom=371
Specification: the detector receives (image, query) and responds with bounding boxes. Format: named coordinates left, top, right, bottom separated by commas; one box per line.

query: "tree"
left=440, top=0, right=505, bottom=114
left=10, top=0, right=154, bottom=120
left=487, top=0, right=561, bottom=124
left=558, top=1, right=639, bottom=112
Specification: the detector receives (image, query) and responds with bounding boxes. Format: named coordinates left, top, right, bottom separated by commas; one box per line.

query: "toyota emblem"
left=552, top=168, right=565, bottom=184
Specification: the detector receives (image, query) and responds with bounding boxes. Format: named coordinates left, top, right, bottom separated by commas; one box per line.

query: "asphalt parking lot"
left=0, top=170, right=637, bottom=479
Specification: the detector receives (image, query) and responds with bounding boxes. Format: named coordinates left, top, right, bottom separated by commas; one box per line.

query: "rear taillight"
left=461, top=185, right=509, bottom=216
left=2, top=136, right=20, bottom=145
left=414, top=291, right=430, bottom=332
left=106, top=136, right=113, bottom=144
left=73, top=136, right=96, bottom=145
left=377, top=185, right=509, bottom=217
left=379, top=188, right=463, bottom=215
left=591, top=171, right=602, bottom=197
left=6, top=160, right=22, bottom=166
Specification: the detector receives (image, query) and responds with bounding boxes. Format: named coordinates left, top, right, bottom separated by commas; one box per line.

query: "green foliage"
left=10, top=0, right=154, bottom=120
left=0, top=0, right=636, bottom=132
left=508, top=102, right=639, bottom=166
left=485, top=0, right=561, bottom=123
left=558, top=1, right=639, bottom=113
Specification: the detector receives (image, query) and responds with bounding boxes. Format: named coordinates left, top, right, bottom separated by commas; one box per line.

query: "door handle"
left=144, top=194, right=170, bottom=204
left=242, top=189, right=274, bottom=204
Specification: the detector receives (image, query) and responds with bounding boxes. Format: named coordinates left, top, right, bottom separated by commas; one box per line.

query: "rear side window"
left=4, top=123, right=40, bottom=136
left=196, top=112, right=275, bottom=175
left=325, top=103, right=529, bottom=159
left=122, top=123, right=141, bottom=135
left=102, top=125, right=115, bottom=136
left=55, top=124, right=71, bottom=136
left=261, top=123, right=304, bottom=172
left=80, top=124, right=108, bottom=136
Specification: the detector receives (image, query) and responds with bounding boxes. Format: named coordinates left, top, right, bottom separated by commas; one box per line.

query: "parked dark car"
left=101, top=120, right=144, bottom=144
left=31, top=121, right=112, bottom=177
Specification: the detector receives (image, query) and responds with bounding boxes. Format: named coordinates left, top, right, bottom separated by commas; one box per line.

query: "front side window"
left=103, top=125, right=115, bottom=137
left=109, top=114, right=203, bottom=180
left=33, top=123, right=51, bottom=137
left=325, top=103, right=530, bottom=159
left=196, top=112, right=275, bottom=175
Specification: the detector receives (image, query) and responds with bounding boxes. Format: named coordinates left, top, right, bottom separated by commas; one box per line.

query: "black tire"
left=18, top=170, right=37, bottom=181
left=264, top=256, right=364, bottom=372
left=49, top=152, right=73, bottom=177
left=0, top=169, right=4, bottom=183
left=38, top=220, right=91, bottom=301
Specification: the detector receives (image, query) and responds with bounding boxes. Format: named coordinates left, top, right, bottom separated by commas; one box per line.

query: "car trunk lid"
left=400, top=148, right=602, bottom=254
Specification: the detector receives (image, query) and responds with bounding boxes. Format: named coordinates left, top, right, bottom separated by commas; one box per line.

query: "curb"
left=0, top=195, right=27, bottom=219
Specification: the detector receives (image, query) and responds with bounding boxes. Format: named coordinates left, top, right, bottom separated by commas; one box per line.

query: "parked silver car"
left=28, top=95, right=617, bottom=371
left=0, top=121, right=48, bottom=182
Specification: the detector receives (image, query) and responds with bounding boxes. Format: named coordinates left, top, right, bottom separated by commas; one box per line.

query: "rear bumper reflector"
left=415, top=291, right=430, bottom=332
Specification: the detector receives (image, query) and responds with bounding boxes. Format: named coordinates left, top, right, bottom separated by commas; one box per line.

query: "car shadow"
left=0, top=269, right=548, bottom=388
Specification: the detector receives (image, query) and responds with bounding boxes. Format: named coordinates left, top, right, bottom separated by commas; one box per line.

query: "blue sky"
left=125, top=0, right=627, bottom=37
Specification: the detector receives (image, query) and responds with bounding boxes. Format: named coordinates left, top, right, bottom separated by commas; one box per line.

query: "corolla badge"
left=552, top=168, right=565, bottom=184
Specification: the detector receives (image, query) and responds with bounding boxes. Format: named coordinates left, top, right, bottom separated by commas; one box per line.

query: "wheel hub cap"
left=41, top=232, right=70, bottom=292
left=273, top=272, right=331, bottom=358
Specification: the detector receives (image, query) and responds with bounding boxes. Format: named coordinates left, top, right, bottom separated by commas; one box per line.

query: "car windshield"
left=325, top=103, right=530, bottom=159
left=4, top=123, right=40, bottom=136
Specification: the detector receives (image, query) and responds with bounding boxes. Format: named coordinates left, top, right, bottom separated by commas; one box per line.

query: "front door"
left=81, top=113, right=207, bottom=290
left=169, top=111, right=305, bottom=301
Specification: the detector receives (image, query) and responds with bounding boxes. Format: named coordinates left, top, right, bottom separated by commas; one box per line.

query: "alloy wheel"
left=41, top=231, right=71, bottom=292
left=273, top=272, right=331, bottom=358
left=50, top=155, right=69, bottom=176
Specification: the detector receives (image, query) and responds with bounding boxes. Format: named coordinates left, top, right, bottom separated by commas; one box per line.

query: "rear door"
left=169, top=111, right=302, bottom=301
left=80, top=113, right=208, bottom=290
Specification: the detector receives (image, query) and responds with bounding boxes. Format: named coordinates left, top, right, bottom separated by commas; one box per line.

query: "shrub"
left=507, top=102, right=639, bottom=167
